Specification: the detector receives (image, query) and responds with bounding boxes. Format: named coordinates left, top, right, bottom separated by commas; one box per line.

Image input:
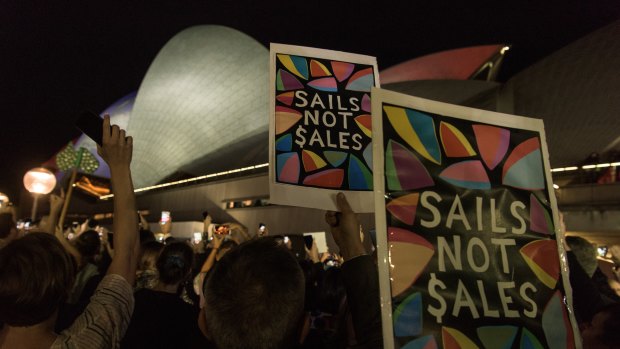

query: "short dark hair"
left=156, top=242, right=193, bottom=285
left=74, top=230, right=101, bottom=259
left=204, top=238, right=305, bottom=349
left=0, top=233, right=75, bottom=326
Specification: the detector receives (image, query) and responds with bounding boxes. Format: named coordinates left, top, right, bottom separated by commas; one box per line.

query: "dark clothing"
left=121, top=289, right=208, bottom=349
left=567, top=251, right=612, bottom=325
left=340, top=255, right=383, bottom=348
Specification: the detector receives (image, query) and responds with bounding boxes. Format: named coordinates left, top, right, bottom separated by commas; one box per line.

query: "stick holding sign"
left=371, top=88, right=580, bottom=349
left=269, top=44, right=380, bottom=212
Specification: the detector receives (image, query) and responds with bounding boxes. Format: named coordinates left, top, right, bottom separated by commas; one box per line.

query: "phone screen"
left=160, top=211, right=170, bottom=224
left=303, top=235, right=313, bottom=249
left=75, top=111, right=105, bottom=146
left=597, top=246, right=608, bottom=257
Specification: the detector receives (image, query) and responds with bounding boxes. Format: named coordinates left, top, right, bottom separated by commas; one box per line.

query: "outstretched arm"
left=98, top=115, right=138, bottom=284
left=326, top=193, right=383, bottom=348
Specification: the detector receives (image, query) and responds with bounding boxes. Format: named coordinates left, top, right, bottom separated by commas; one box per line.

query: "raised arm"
left=326, top=193, right=383, bottom=348
left=98, top=115, right=138, bottom=284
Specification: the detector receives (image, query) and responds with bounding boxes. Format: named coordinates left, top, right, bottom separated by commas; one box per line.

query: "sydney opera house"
left=41, top=22, right=620, bottom=248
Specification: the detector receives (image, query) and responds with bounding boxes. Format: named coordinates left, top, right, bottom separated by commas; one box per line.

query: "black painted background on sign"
left=274, top=55, right=375, bottom=190
left=381, top=103, right=568, bottom=348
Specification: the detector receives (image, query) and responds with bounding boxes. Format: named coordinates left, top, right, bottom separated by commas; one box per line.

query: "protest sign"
left=269, top=44, right=379, bottom=212
left=371, top=88, right=579, bottom=349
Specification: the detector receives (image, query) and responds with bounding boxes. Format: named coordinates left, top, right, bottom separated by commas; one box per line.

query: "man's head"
left=0, top=233, right=75, bottom=326
left=204, top=238, right=305, bottom=349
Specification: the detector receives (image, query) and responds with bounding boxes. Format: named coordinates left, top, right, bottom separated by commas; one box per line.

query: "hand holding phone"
left=75, top=111, right=107, bottom=146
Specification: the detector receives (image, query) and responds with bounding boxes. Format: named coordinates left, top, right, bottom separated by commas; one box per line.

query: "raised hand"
left=325, top=193, right=366, bottom=261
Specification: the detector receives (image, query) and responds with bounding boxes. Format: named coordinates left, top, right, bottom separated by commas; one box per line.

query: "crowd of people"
left=0, top=116, right=618, bottom=348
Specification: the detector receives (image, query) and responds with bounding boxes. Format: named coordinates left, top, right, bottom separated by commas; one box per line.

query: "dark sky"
left=1, top=1, right=618, bottom=202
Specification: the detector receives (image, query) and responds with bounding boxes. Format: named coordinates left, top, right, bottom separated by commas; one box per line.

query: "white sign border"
left=371, top=87, right=580, bottom=349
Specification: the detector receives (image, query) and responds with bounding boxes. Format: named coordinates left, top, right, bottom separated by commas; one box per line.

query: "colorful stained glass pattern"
left=348, top=155, right=372, bottom=190
left=542, top=291, right=575, bottom=349
left=302, top=150, right=327, bottom=172
left=346, top=67, right=374, bottom=92
left=388, top=227, right=434, bottom=297
left=476, top=326, right=517, bottom=349
left=277, top=54, right=308, bottom=80
left=384, top=106, right=441, bottom=165
left=439, top=160, right=491, bottom=189
left=276, top=91, right=295, bottom=106
left=473, top=125, right=510, bottom=170
left=379, top=100, right=572, bottom=348
left=308, top=77, right=338, bottom=92
left=520, top=240, right=560, bottom=289
left=274, top=50, right=376, bottom=191
left=362, top=93, right=371, bottom=112
left=302, top=169, right=344, bottom=188
left=442, top=327, right=479, bottom=349
left=386, top=140, right=434, bottom=191
left=276, top=152, right=300, bottom=184
left=502, top=138, right=545, bottom=190
left=530, top=194, right=554, bottom=235
left=331, top=61, right=355, bottom=82
left=276, top=69, right=304, bottom=91
left=310, top=59, right=331, bottom=77
left=387, top=193, right=420, bottom=225
left=275, top=134, right=292, bottom=152
left=394, top=292, right=423, bottom=337
left=275, top=106, right=302, bottom=135
left=402, top=336, right=438, bottom=349
left=323, top=151, right=348, bottom=167
left=354, top=114, right=372, bottom=137
left=520, top=328, right=544, bottom=349
left=440, top=122, right=476, bottom=157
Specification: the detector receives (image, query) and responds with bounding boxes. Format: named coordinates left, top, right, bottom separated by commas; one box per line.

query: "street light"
left=23, top=167, right=56, bottom=221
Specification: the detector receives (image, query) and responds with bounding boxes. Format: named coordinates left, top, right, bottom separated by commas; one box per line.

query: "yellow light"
left=100, top=163, right=270, bottom=200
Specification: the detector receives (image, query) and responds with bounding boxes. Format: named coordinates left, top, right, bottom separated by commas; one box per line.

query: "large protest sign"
left=371, top=88, right=579, bottom=349
left=269, top=44, right=379, bottom=212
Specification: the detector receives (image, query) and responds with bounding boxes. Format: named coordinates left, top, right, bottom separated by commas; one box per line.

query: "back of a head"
left=156, top=241, right=193, bottom=285
left=204, top=238, right=305, bottom=349
left=0, top=233, right=75, bottom=326
left=139, top=240, right=164, bottom=271
left=566, top=236, right=598, bottom=277
left=74, top=230, right=101, bottom=259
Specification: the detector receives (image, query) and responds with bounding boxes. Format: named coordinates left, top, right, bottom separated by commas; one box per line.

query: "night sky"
left=1, top=1, right=618, bottom=203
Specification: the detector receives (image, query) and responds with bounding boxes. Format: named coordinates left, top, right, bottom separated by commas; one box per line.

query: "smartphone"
left=75, top=111, right=106, bottom=146
left=259, top=223, right=266, bottom=233
left=303, top=235, right=313, bottom=249
left=160, top=211, right=170, bottom=225
left=597, top=246, right=608, bottom=257
left=193, top=232, right=203, bottom=244
left=283, top=236, right=290, bottom=244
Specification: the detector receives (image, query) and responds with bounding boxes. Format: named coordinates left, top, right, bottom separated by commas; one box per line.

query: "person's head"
left=204, top=238, right=305, bottom=349
left=156, top=241, right=193, bottom=286
left=0, top=233, right=75, bottom=326
left=73, top=230, right=101, bottom=265
left=318, top=267, right=346, bottom=315
left=139, top=240, right=164, bottom=272
left=566, top=236, right=598, bottom=277
left=582, top=303, right=620, bottom=349
left=215, top=239, right=238, bottom=261
left=139, top=228, right=155, bottom=244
